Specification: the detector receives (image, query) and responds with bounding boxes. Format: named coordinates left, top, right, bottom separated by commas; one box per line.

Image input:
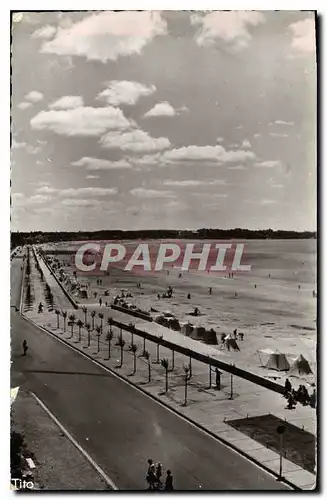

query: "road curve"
left=11, top=255, right=287, bottom=491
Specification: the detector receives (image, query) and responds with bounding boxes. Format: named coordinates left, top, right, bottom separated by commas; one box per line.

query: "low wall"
left=111, top=304, right=153, bottom=322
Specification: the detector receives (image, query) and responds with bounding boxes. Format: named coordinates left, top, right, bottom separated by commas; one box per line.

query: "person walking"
left=146, top=459, right=156, bottom=491
left=164, top=470, right=174, bottom=491
left=22, top=340, right=28, bottom=356
left=215, top=368, right=221, bottom=390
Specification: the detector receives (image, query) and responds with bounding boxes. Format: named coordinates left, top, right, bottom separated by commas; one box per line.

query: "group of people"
left=284, top=378, right=316, bottom=409
left=146, top=459, right=174, bottom=491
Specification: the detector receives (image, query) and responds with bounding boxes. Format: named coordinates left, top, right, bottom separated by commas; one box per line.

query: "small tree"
left=98, top=312, right=104, bottom=334
left=62, top=310, right=68, bottom=333
left=117, top=336, right=125, bottom=367
left=55, top=309, right=61, bottom=329
left=105, top=329, right=113, bottom=360
left=161, top=358, right=169, bottom=393
left=144, top=350, right=151, bottom=383
left=91, top=310, right=96, bottom=330
left=68, top=314, right=76, bottom=339
left=76, top=319, right=83, bottom=342
left=183, top=364, right=192, bottom=406
left=85, top=322, right=91, bottom=348
left=95, top=325, right=101, bottom=353
left=130, top=343, right=138, bottom=375
left=82, top=306, right=88, bottom=324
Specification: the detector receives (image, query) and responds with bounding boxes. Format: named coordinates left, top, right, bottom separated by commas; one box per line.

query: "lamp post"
left=276, top=425, right=286, bottom=481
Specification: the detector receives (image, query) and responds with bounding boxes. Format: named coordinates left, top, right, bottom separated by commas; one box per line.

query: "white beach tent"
left=289, top=354, right=313, bottom=376
left=262, top=349, right=290, bottom=371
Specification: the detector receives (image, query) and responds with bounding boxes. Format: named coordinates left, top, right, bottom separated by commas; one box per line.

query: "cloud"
left=228, top=164, right=246, bottom=170
left=97, top=81, right=156, bottom=106
left=163, top=179, right=226, bottom=187
left=253, top=133, right=261, bottom=138
left=130, top=188, right=175, bottom=199
left=17, top=102, right=32, bottom=110
left=191, top=11, right=266, bottom=51
left=26, top=145, right=42, bottom=155
left=32, top=25, right=57, bottom=39
left=60, top=199, right=102, bottom=207
left=59, top=187, right=117, bottom=197
left=241, top=139, right=251, bottom=148
left=72, top=157, right=132, bottom=170
left=41, top=11, right=167, bottom=62
left=274, top=120, right=294, bottom=126
left=144, top=102, right=176, bottom=117
left=28, top=194, right=51, bottom=205
left=216, top=137, right=224, bottom=143
left=31, top=106, right=133, bottom=136
left=289, top=18, right=316, bottom=55
left=159, top=145, right=255, bottom=164
left=35, top=186, right=58, bottom=194
left=255, top=160, right=282, bottom=168
left=100, top=129, right=171, bottom=152
left=269, top=132, right=289, bottom=138
left=25, top=91, right=44, bottom=103
left=12, top=139, right=27, bottom=149
left=261, top=199, right=277, bottom=205
left=86, top=175, right=100, bottom=179
left=49, top=96, right=84, bottom=109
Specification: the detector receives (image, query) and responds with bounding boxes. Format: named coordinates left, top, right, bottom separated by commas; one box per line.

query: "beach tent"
left=264, top=351, right=290, bottom=371
left=181, top=322, right=193, bottom=337
left=155, top=315, right=170, bottom=328
left=204, top=328, right=218, bottom=345
left=289, top=354, right=312, bottom=376
left=168, top=317, right=181, bottom=331
left=190, top=326, right=206, bottom=340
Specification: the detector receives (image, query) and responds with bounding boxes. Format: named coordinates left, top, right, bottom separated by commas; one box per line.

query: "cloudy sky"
left=11, top=10, right=316, bottom=232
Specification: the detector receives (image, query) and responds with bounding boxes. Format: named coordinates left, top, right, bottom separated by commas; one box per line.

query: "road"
left=11, top=253, right=287, bottom=490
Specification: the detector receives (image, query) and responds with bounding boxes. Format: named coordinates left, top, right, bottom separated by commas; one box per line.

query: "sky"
left=11, top=10, right=317, bottom=232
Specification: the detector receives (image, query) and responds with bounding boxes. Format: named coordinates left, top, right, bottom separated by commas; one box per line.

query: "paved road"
left=11, top=254, right=287, bottom=490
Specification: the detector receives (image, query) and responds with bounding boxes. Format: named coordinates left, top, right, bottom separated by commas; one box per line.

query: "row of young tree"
left=53, top=308, right=200, bottom=405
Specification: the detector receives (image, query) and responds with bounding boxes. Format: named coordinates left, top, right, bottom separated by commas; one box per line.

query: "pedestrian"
left=165, top=470, right=174, bottom=491
left=146, top=459, right=156, bottom=491
left=215, top=368, right=221, bottom=390
left=99, top=298, right=102, bottom=307
left=38, top=302, right=43, bottom=313
left=187, top=293, right=191, bottom=299
left=233, top=328, right=237, bottom=339
left=284, top=378, right=292, bottom=396
left=22, top=339, right=28, bottom=356
left=209, top=287, right=212, bottom=295
left=298, top=284, right=301, bottom=290
left=155, top=462, right=163, bottom=487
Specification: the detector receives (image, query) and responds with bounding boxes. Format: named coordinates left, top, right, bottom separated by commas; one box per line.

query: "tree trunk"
left=148, top=362, right=151, bottom=382
left=165, top=370, right=168, bottom=392
left=184, top=376, right=188, bottom=405
left=57, top=316, right=59, bottom=329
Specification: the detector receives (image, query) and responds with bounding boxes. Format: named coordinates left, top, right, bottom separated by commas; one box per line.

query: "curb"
left=21, top=312, right=303, bottom=491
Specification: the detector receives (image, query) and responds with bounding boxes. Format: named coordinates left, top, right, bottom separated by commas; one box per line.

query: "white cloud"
left=253, top=133, right=261, bottom=138
left=35, top=186, right=58, bottom=194
left=17, top=102, right=32, bottom=110
left=216, top=137, right=224, bottom=143
left=100, top=129, right=171, bottom=152
left=163, top=179, right=226, bottom=187
left=131, top=188, right=175, bottom=199
left=26, top=145, right=41, bottom=155
left=236, top=125, right=244, bottom=130
left=59, top=187, right=117, bottom=198
left=274, top=120, right=294, bottom=126
left=12, top=139, right=27, bottom=149
left=60, top=199, right=102, bottom=207
left=86, top=175, right=100, bottom=179
left=255, top=160, right=282, bottom=168
left=159, top=145, right=255, bottom=164
left=72, top=157, right=132, bottom=170
left=41, top=11, right=167, bottom=62
left=269, top=132, right=289, bottom=138
left=289, top=18, right=316, bottom=54
left=25, top=91, right=44, bottom=103
left=191, top=11, right=266, bottom=51
left=32, top=25, right=57, bottom=39
left=261, top=199, right=277, bottom=205
left=49, top=96, right=84, bottom=109
left=144, top=102, right=176, bottom=117
left=97, top=81, right=156, bottom=106
left=241, top=139, right=251, bottom=148
left=31, top=106, right=133, bottom=136
left=228, top=164, right=246, bottom=170
left=28, top=194, right=51, bottom=205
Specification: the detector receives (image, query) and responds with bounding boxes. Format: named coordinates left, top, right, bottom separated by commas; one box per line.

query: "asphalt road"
left=11, top=254, right=287, bottom=491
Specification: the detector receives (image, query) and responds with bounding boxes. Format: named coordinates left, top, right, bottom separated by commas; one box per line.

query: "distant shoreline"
left=11, top=229, right=316, bottom=247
